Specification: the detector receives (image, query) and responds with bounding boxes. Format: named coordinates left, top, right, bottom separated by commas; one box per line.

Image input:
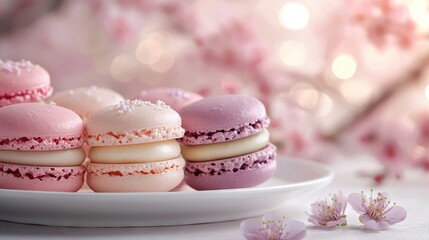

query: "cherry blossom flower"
left=348, top=0, right=415, bottom=48
left=240, top=213, right=306, bottom=240
left=348, top=190, right=407, bottom=230
left=308, top=191, right=348, bottom=228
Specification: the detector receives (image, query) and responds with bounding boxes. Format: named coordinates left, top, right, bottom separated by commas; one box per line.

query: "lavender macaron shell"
left=184, top=144, right=277, bottom=190
left=179, top=95, right=269, bottom=145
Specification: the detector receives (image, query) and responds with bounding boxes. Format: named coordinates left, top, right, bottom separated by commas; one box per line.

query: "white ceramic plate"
left=0, top=157, right=333, bottom=227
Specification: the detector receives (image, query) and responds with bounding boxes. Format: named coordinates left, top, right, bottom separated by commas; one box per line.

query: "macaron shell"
left=87, top=170, right=184, bottom=192
left=50, top=87, right=125, bottom=119
left=0, top=60, right=51, bottom=95
left=136, top=88, right=203, bottom=111
left=0, top=163, right=85, bottom=192
left=85, top=100, right=184, bottom=146
left=86, top=157, right=185, bottom=192
left=179, top=95, right=267, bottom=133
left=184, top=144, right=276, bottom=190
left=0, top=103, right=84, bottom=151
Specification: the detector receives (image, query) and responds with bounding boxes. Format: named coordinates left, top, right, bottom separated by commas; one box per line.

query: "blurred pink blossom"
left=348, top=190, right=407, bottom=230
left=356, top=120, right=416, bottom=178
left=195, top=19, right=265, bottom=70
left=348, top=0, right=415, bottom=48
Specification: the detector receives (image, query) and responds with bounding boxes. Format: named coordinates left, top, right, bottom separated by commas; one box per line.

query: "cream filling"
left=182, top=129, right=270, bottom=162
left=0, top=148, right=85, bottom=167
left=89, top=140, right=181, bottom=164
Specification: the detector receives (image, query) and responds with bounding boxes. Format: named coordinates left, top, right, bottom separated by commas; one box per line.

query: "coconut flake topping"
left=110, top=99, right=170, bottom=114
left=167, top=88, right=190, bottom=100
left=0, top=59, right=36, bottom=75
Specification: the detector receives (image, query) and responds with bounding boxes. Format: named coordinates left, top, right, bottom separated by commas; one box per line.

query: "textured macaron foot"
left=184, top=144, right=277, bottom=190
left=86, top=158, right=185, bottom=192
left=0, top=163, right=85, bottom=192
left=87, top=171, right=184, bottom=192
left=181, top=116, right=270, bottom=145
left=0, top=84, right=53, bottom=106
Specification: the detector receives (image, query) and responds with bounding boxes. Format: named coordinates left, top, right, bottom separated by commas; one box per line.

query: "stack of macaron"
left=0, top=59, right=277, bottom=192
left=180, top=95, right=277, bottom=190
left=0, top=59, right=53, bottom=107
left=85, top=99, right=186, bottom=192
left=50, top=86, right=125, bottom=120
left=0, top=103, right=86, bottom=192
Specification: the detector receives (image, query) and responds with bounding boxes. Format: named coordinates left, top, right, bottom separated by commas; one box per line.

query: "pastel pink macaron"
left=50, top=86, right=125, bottom=120
left=135, top=88, right=203, bottom=111
left=0, top=103, right=86, bottom=192
left=0, top=59, right=53, bottom=107
left=179, top=95, right=276, bottom=190
left=85, top=99, right=186, bottom=192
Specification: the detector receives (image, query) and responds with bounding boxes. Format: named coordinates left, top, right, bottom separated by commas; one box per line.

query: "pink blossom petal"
left=308, top=215, right=323, bottom=227
left=281, top=220, right=306, bottom=240
left=363, top=219, right=389, bottom=230
left=384, top=206, right=407, bottom=225
left=240, top=219, right=266, bottom=240
left=360, top=214, right=371, bottom=223
left=325, top=218, right=347, bottom=228
left=347, top=193, right=366, bottom=214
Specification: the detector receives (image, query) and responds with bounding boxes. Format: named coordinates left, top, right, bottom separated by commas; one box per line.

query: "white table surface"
left=1, top=156, right=428, bottom=240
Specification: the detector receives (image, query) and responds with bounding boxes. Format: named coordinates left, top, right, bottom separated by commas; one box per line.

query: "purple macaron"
left=179, top=95, right=277, bottom=190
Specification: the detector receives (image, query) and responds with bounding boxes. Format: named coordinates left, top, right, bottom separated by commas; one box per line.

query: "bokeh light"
left=279, top=41, right=307, bottom=67
left=136, top=39, right=164, bottom=64
left=410, top=0, right=429, bottom=34
left=149, top=52, right=175, bottom=73
left=331, top=54, right=357, bottom=80
left=424, top=84, right=429, bottom=101
left=340, top=79, right=372, bottom=105
left=279, top=2, right=309, bottom=30
left=110, top=55, right=139, bottom=82
left=289, top=82, right=319, bottom=109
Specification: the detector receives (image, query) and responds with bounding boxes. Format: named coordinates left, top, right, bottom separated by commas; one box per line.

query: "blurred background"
left=1, top=0, right=429, bottom=184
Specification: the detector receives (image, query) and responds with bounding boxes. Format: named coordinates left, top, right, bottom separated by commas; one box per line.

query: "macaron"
left=135, top=88, right=203, bottom=111
left=179, top=95, right=276, bottom=190
left=85, top=99, right=186, bottom=192
left=50, top=86, right=125, bottom=120
left=0, top=59, right=53, bottom=107
left=0, top=103, right=86, bottom=192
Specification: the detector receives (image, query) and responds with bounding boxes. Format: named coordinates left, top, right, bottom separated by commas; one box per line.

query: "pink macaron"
left=0, top=103, right=86, bottom=192
left=0, top=59, right=53, bottom=107
left=50, top=86, right=125, bottom=120
left=179, top=95, right=277, bottom=190
left=135, top=88, right=203, bottom=111
left=85, top=99, right=186, bottom=192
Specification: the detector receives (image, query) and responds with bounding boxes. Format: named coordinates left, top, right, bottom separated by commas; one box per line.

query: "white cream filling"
left=89, top=140, right=181, bottom=164
left=0, top=148, right=85, bottom=167
left=181, top=129, right=270, bottom=162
